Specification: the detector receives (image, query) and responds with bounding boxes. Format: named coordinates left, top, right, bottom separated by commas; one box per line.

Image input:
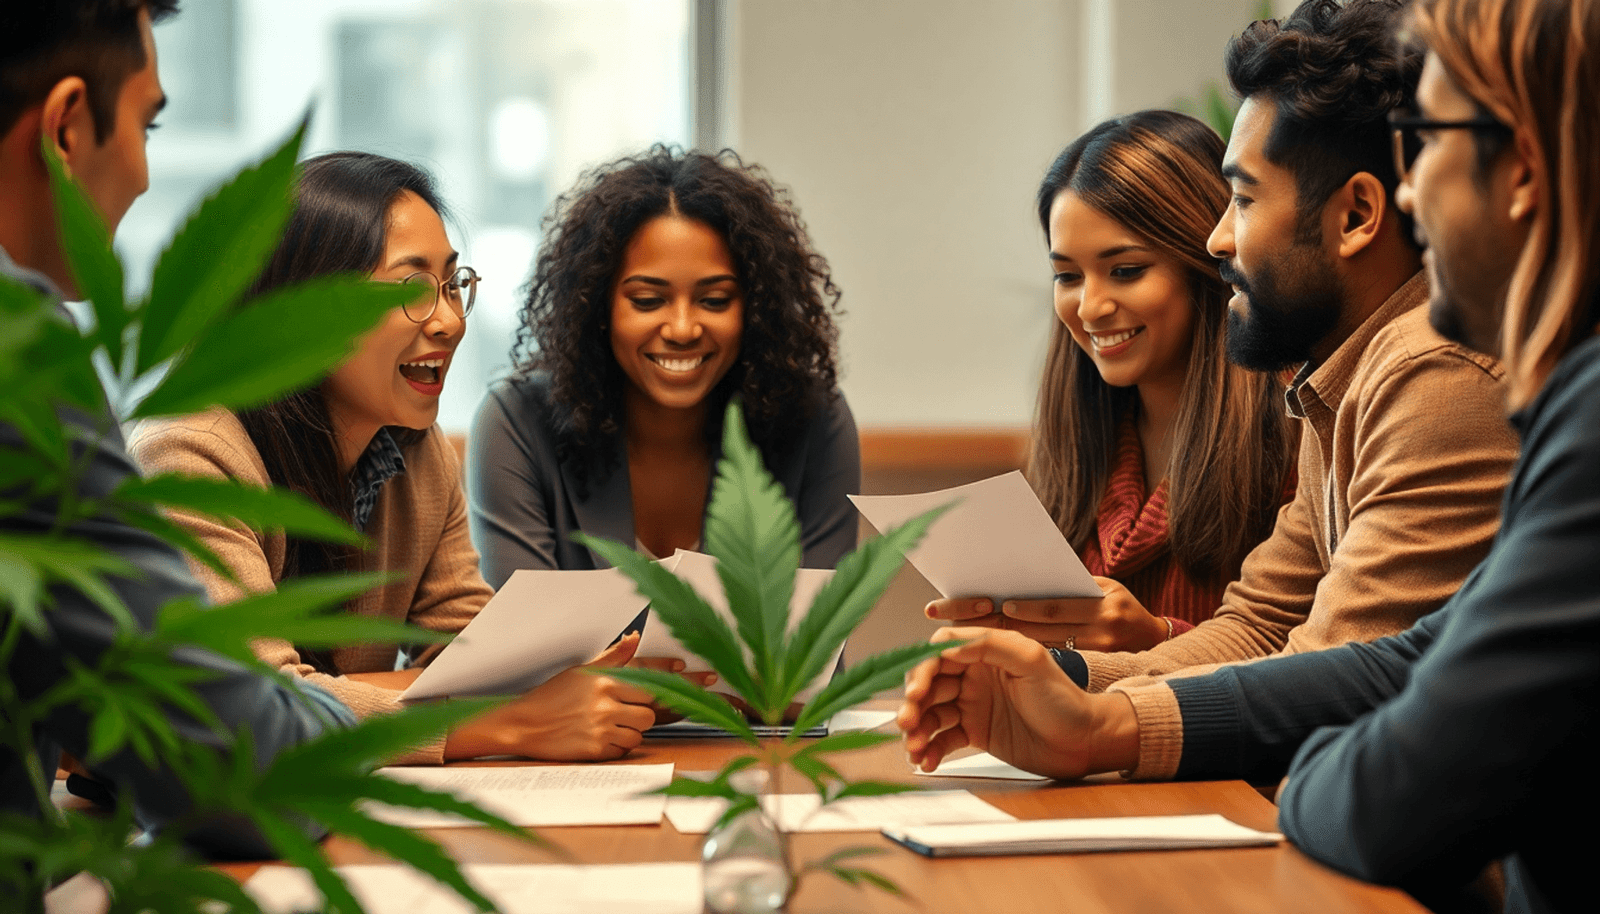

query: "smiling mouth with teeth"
left=1090, top=328, right=1144, bottom=352
left=399, top=358, right=445, bottom=384
left=647, top=353, right=712, bottom=373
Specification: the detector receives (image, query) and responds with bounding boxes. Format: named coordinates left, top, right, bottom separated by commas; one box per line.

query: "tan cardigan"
left=1078, top=275, right=1521, bottom=777
left=129, top=408, right=491, bottom=764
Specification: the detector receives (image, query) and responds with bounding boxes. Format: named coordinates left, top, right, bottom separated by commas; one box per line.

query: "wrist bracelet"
left=1162, top=616, right=1175, bottom=642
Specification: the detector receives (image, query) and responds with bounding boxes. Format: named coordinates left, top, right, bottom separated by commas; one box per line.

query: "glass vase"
left=701, top=781, right=793, bottom=914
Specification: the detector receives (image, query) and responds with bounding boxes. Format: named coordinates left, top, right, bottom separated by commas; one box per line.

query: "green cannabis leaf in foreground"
left=576, top=400, right=958, bottom=903
left=2, top=116, right=540, bottom=914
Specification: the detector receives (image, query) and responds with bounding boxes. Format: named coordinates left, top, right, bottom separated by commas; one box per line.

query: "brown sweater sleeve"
left=400, top=429, right=493, bottom=666
left=1083, top=323, right=1517, bottom=696
left=127, top=410, right=447, bottom=764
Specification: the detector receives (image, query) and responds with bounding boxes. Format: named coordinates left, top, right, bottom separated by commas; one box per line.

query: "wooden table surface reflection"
left=219, top=721, right=1428, bottom=914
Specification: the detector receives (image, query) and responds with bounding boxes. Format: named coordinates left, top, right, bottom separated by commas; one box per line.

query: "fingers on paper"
left=1000, top=597, right=1099, bottom=624
left=918, top=721, right=977, bottom=771
left=925, top=597, right=994, bottom=621
left=629, top=654, right=688, bottom=673
left=587, top=632, right=641, bottom=668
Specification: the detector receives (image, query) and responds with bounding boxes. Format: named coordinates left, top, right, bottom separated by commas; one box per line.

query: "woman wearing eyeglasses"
left=468, top=146, right=858, bottom=589
left=130, top=152, right=656, bottom=764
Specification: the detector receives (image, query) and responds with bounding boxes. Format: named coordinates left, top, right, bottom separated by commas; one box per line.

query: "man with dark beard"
left=905, top=1, right=1599, bottom=905
left=942, top=0, right=1519, bottom=775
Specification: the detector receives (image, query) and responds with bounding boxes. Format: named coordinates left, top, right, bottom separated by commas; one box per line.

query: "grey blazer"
left=467, top=372, right=862, bottom=589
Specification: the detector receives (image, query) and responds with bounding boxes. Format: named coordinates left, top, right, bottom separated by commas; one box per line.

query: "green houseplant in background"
left=1, top=120, right=540, bottom=914
left=1175, top=1, right=1277, bottom=141
left=577, top=403, right=957, bottom=912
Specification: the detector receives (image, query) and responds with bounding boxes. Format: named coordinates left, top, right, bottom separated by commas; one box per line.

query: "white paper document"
left=914, top=751, right=1050, bottom=781
left=665, top=789, right=1013, bottom=834
left=830, top=708, right=897, bottom=732
left=403, top=566, right=662, bottom=702
left=364, top=763, right=674, bottom=827
left=637, top=550, right=843, bottom=704
left=849, top=471, right=1102, bottom=601
left=883, top=814, right=1284, bottom=857
left=244, top=862, right=702, bottom=914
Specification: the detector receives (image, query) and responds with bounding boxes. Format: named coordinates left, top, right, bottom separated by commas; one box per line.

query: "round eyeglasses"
left=399, top=266, right=480, bottom=323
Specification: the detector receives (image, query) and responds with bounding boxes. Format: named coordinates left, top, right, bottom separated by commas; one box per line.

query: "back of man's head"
left=1226, top=0, right=1420, bottom=239
left=0, top=0, right=179, bottom=143
left=1412, top=0, right=1600, bottom=405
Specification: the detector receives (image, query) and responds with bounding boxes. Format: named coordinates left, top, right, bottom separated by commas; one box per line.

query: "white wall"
left=726, top=0, right=1267, bottom=428
left=132, top=0, right=1279, bottom=432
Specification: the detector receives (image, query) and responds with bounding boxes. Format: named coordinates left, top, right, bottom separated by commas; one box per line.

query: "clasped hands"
left=923, top=575, right=1167, bottom=653
left=897, top=627, right=1142, bottom=780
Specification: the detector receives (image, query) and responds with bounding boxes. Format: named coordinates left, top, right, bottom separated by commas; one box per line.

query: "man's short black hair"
left=0, top=0, right=179, bottom=143
left=1226, top=0, right=1421, bottom=243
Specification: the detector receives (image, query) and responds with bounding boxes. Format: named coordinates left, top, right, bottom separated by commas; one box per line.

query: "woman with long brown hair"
left=930, top=110, right=1296, bottom=652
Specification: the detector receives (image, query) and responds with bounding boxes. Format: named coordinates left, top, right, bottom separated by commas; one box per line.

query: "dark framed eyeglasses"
left=1388, top=108, right=1511, bottom=179
left=399, top=265, right=480, bottom=323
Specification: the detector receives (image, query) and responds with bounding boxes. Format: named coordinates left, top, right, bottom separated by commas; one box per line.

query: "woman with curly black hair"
left=468, top=146, right=859, bottom=588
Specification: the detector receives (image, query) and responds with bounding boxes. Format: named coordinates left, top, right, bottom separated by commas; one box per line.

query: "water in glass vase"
left=702, top=804, right=792, bottom=914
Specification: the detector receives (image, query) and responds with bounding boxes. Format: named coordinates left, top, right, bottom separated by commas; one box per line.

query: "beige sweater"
left=1080, top=276, right=1520, bottom=778
left=129, top=408, right=491, bottom=764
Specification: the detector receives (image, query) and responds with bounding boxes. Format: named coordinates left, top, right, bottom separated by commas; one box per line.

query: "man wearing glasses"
left=904, top=1, right=1597, bottom=908
left=955, top=0, right=1519, bottom=770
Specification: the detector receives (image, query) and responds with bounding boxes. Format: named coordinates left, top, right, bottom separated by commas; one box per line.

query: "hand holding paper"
left=636, top=550, right=843, bottom=706
left=849, top=472, right=1102, bottom=603
left=928, top=576, right=1170, bottom=653
left=440, top=634, right=657, bottom=762
left=404, top=566, right=665, bottom=702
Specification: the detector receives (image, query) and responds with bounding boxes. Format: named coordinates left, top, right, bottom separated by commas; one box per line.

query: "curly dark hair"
left=509, top=145, right=843, bottom=491
left=1225, top=0, right=1422, bottom=243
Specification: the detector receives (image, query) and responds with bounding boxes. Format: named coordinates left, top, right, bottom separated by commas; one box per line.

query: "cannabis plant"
left=1, top=122, right=536, bottom=913
left=576, top=402, right=955, bottom=904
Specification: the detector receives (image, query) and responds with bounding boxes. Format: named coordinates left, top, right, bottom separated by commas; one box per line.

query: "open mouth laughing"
left=398, top=357, right=445, bottom=385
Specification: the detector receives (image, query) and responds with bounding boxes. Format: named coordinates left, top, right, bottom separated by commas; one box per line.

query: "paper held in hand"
left=401, top=564, right=671, bottom=702
left=849, top=471, right=1102, bottom=601
left=636, top=549, right=844, bottom=706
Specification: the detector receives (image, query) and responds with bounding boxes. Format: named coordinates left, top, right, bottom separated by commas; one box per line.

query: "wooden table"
left=219, top=729, right=1429, bottom=914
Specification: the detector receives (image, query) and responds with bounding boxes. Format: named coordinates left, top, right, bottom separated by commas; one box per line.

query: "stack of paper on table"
left=665, top=789, right=1013, bottom=834
left=883, top=814, right=1283, bottom=857
left=403, top=564, right=674, bottom=702
left=637, top=550, right=845, bottom=713
left=243, top=862, right=701, bottom=914
left=849, top=471, right=1102, bottom=601
left=363, top=763, right=673, bottom=827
